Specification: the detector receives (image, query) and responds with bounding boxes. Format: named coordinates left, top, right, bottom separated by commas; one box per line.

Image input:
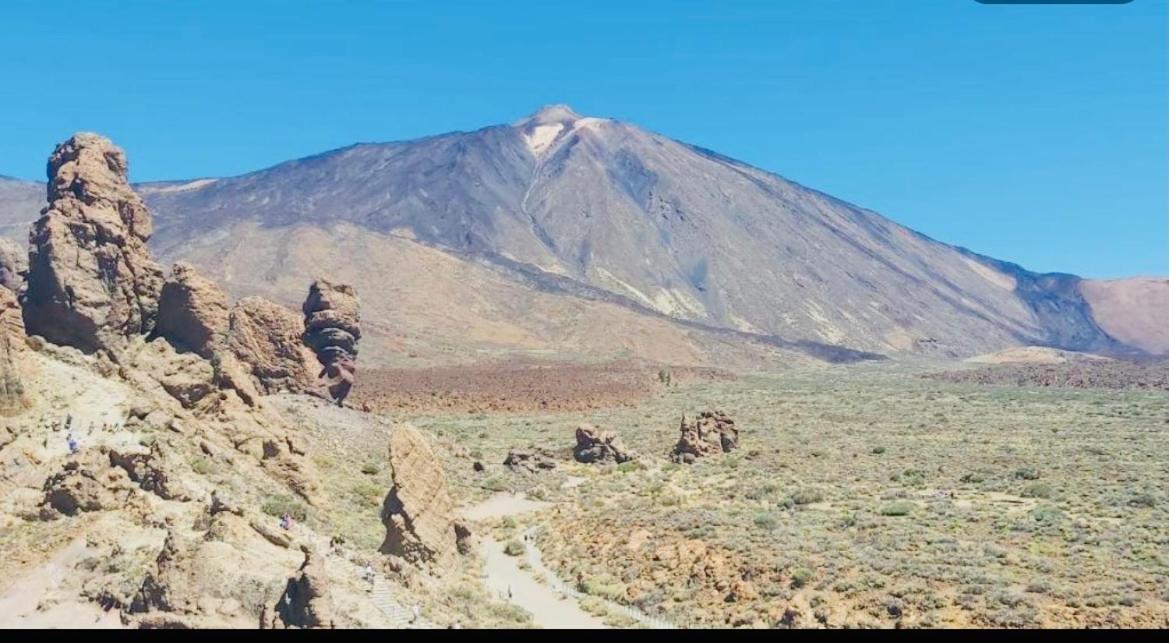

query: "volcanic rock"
left=302, top=280, right=360, bottom=406
left=226, top=296, right=316, bottom=394
left=0, top=288, right=27, bottom=414
left=379, top=423, right=456, bottom=569
left=573, top=424, right=633, bottom=464
left=270, top=546, right=336, bottom=629
left=0, top=237, right=26, bottom=293
left=673, top=411, right=738, bottom=462
left=23, top=133, right=165, bottom=354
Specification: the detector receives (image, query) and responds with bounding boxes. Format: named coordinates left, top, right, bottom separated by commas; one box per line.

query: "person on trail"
left=66, top=435, right=79, bottom=455
left=411, top=604, right=421, bottom=623
left=279, top=513, right=292, bottom=530
left=507, top=585, right=512, bottom=600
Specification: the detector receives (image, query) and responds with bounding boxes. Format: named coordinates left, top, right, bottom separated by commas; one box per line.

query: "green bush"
left=261, top=495, right=308, bottom=521
left=753, top=513, right=778, bottom=532
left=879, top=502, right=913, bottom=517
left=361, top=462, right=380, bottom=475
left=791, top=568, right=813, bottom=589
left=504, top=540, right=526, bottom=556
left=791, top=489, right=825, bottom=505
left=1021, top=483, right=1053, bottom=499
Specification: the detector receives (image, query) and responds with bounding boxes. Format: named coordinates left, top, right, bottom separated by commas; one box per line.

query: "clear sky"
left=1, top=0, right=1164, bottom=278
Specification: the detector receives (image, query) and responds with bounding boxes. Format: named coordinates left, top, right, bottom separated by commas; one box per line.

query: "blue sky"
left=1, top=0, right=1164, bottom=278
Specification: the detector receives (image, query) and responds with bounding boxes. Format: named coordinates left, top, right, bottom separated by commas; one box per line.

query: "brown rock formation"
left=0, top=288, right=27, bottom=415
left=157, top=262, right=229, bottom=358
left=379, top=423, right=457, bottom=569
left=503, top=448, right=557, bottom=473
left=673, top=411, right=738, bottom=463
left=573, top=424, right=633, bottom=464
left=23, top=133, right=165, bottom=354
left=302, top=280, right=360, bottom=406
left=0, top=237, right=26, bottom=293
left=227, top=296, right=316, bottom=394
left=269, top=547, right=336, bottom=629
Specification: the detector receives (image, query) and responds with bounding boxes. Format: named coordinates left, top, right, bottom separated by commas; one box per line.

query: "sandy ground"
left=0, top=539, right=123, bottom=629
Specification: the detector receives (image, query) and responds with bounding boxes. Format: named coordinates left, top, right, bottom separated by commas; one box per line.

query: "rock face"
left=302, top=280, right=360, bottom=406
left=379, top=423, right=456, bottom=569
left=0, top=237, right=26, bottom=292
left=573, top=424, right=633, bottom=464
left=157, top=262, right=229, bottom=359
left=270, top=547, right=336, bottom=629
left=0, top=288, right=27, bottom=414
left=673, top=411, right=738, bottom=463
left=226, top=296, right=316, bottom=394
left=23, top=133, right=165, bottom=354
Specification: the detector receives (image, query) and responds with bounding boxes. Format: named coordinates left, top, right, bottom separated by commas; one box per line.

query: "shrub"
left=791, top=568, right=813, bottom=589
left=871, top=446, right=886, bottom=455
left=791, top=489, right=825, bottom=505
left=361, top=462, right=380, bottom=475
left=1014, top=467, right=1040, bottom=481
left=261, top=495, right=308, bottom=521
left=753, top=513, right=778, bottom=532
left=1129, top=494, right=1156, bottom=508
left=879, top=502, right=913, bottom=517
left=1021, top=483, right=1053, bottom=499
left=504, top=540, right=526, bottom=556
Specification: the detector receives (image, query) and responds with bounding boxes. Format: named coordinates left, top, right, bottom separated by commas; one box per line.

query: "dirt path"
left=464, top=493, right=607, bottom=629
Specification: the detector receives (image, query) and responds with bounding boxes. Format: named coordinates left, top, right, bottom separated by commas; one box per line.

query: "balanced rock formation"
left=573, top=424, right=633, bottom=464
left=673, top=411, right=739, bottom=463
left=23, top=133, right=165, bottom=354
left=0, top=237, right=26, bottom=292
left=379, top=423, right=457, bottom=569
left=227, top=296, right=317, bottom=395
left=0, top=288, right=27, bottom=414
left=302, top=280, right=360, bottom=406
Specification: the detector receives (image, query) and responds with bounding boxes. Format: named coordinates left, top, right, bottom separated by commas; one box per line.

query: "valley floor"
left=391, top=360, right=1169, bottom=628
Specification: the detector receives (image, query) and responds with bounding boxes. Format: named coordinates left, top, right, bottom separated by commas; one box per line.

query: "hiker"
left=66, top=435, right=79, bottom=455
left=411, top=604, right=421, bottom=623
left=279, top=513, right=292, bottom=530
left=363, top=563, right=375, bottom=589
left=507, top=585, right=512, bottom=600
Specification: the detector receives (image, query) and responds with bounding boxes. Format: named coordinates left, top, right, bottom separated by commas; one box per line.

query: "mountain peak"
left=516, top=104, right=583, bottom=127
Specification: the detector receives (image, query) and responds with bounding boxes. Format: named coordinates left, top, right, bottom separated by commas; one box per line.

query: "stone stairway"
left=369, top=576, right=433, bottom=629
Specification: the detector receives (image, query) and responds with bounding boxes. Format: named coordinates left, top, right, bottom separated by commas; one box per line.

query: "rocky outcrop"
left=573, top=424, right=633, bottom=464
left=41, top=458, right=136, bottom=516
left=157, top=263, right=229, bottom=359
left=0, top=288, right=27, bottom=415
left=156, top=263, right=259, bottom=405
left=503, top=448, right=557, bottom=473
left=673, top=411, right=738, bottom=463
left=23, top=133, right=165, bottom=354
left=302, top=280, right=360, bottom=406
left=269, top=547, right=336, bottom=629
left=0, top=237, right=26, bottom=293
left=227, top=296, right=316, bottom=395
left=379, top=423, right=457, bottom=569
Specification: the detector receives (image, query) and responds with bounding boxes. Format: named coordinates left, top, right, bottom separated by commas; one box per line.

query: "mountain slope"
left=0, top=106, right=1155, bottom=361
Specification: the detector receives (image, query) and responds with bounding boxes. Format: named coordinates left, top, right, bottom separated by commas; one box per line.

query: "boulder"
left=41, top=459, right=135, bottom=516
left=23, top=133, right=165, bottom=354
left=227, top=296, right=316, bottom=394
left=673, top=411, right=739, bottom=462
left=156, top=263, right=260, bottom=405
left=573, top=424, right=633, bottom=464
left=157, top=262, right=229, bottom=359
left=379, top=423, right=457, bottom=569
left=504, top=448, right=557, bottom=473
